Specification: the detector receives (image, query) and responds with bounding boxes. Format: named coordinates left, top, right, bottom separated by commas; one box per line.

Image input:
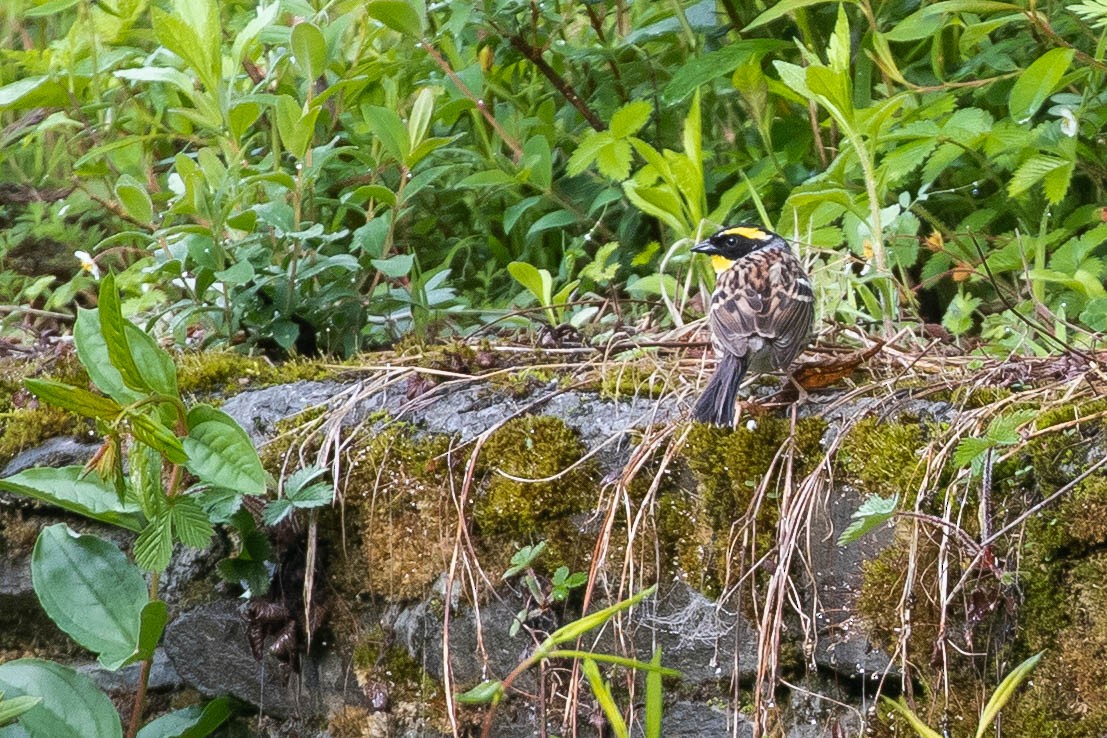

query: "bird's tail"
left=692, top=354, right=746, bottom=427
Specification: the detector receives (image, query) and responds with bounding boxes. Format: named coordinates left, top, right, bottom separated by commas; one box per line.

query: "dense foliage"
left=1, top=0, right=1105, bottom=356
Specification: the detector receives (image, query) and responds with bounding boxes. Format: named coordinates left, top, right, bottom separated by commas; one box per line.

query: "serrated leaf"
left=1008, top=154, right=1068, bottom=198
left=954, top=436, right=994, bottom=469
left=837, top=495, right=898, bottom=545
left=32, top=525, right=148, bottom=669
left=567, top=131, right=611, bottom=177
left=985, top=409, right=1038, bottom=445
left=609, top=101, right=652, bottom=139
left=596, top=139, right=633, bottom=181
left=182, top=405, right=265, bottom=495
left=134, top=511, right=173, bottom=572
left=170, top=496, right=215, bottom=548
left=661, top=39, right=787, bottom=102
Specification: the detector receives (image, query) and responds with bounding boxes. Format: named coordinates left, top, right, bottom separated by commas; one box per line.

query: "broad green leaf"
left=134, top=698, right=233, bottom=738
left=0, top=467, right=143, bottom=531
left=837, top=495, right=898, bottom=545
left=508, top=261, right=553, bottom=305
left=152, top=8, right=217, bottom=91
left=290, top=22, right=326, bottom=80
left=32, top=525, right=148, bottom=670
left=24, top=379, right=121, bottom=420
left=136, top=601, right=168, bottom=662
left=745, top=0, right=857, bottom=31
left=0, top=660, right=122, bottom=738
left=183, top=405, right=266, bottom=495
left=1008, top=154, right=1068, bottom=198
left=521, top=135, right=552, bottom=190
left=0, top=75, right=69, bottom=110
left=609, top=101, right=652, bottom=139
left=365, top=0, right=425, bottom=37
left=363, top=105, right=410, bottom=163
left=274, top=95, right=320, bottom=160
left=623, top=182, right=687, bottom=233
left=595, top=139, right=632, bottom=180
left=526, top=210, right=578, bottom=239
left=114, top=174, right=153, bottom=225
left=1009, top=48, right=1075, bottom=123
left=828, top=4, right=851, bottom=73
left=372, top=254, right=415, bottom=278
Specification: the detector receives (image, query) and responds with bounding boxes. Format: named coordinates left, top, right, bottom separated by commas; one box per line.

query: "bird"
left=690, top=225, right=814, bottom=427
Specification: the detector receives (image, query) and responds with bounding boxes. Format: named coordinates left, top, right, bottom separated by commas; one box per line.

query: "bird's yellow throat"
left=710, top=254, right=735, bottom=274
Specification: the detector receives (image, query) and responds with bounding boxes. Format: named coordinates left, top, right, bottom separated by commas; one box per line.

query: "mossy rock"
left=1006, top=552, right=1107, bottom=736
left=474, top=415, right=598, bottom=570
left=837, top=416, right=928, bottom=500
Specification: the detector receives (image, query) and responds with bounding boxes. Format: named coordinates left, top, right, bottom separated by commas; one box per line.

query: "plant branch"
left=504, top=34, right=606, bottom=132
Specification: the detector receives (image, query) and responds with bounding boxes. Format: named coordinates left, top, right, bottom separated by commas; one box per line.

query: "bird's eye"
left=726, top=237, right=738, bottom=247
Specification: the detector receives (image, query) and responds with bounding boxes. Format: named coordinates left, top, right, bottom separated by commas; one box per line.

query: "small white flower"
left=1059, top=107, right=1078, bottom=137
left=745, top=419, right=758, bottom=432
left=75, top=251, right=100, bottom=280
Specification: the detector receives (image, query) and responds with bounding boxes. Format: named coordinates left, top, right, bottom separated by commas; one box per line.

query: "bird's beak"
left=690, top=240, right=718, bottom=255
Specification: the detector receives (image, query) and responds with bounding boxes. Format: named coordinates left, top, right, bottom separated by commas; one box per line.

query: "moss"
left=474, top=415, right=598, bottom=571
left=837, top=416, right=927, bottom=499
left=1006, top=553, right=1107, bottom=736
left=599, top=360, right=668, bottom=399
left=330, top=424, right=458, bottom=601
left=176, top=351, right=337, bottom=396
left=0, top=353, right=92, bottom=467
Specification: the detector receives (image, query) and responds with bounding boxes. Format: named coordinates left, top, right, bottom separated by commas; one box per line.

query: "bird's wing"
left=708, top=248, right=813, bottom=369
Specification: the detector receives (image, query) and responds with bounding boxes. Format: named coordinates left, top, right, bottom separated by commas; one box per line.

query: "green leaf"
left=290, top=22, right=326, bottom=80
left=97, top=273, right=148, bottom=395
left=455, top=679, right=503, bottom=704
left=662, top=40, right=787, bottom=102
left=974, top=651, right=1043, bottom=738
left=274, top=95, right=320, bottom=160
left=170, top=496, right=215, bottom=548
left=372, top=254, right=415, bottom=278
left=129, top=412, right=187, bottom=465
left=135, top=698, right=233, bottom=738
left=407, top=87, right=437, bottom=154
left=954, top=437, right=994, bottom=469
left=881, top=696, right=943, bottom=738
left=457, top=169, right=516, bottom=187
left=0, top=75, right=68, bottom=111
left=1008, top=154, right=1068, bottom=198
left=114, top=174, right=153, bottom=225
left=567, top=131, right=611, bottom=177
left=609, top=101, right=652, bottom=139
left=745, top=0, right=857, bottom=31
left=527, top=210, right=578, bottom=239
left=645, top=649, right=663, bottom=738
left=508, top=261, right=553, bottom=305
left=152, top=7, right=217, bottom=91
left=24, top=379, right=121, bottom=420
left=231, top=1, right=280, bottom=64
left=183, top=405, right=266, bottom=495
left=136, top=601, right=168, bottom=662
left=581, top=659, right=627, bottom=738
left=363, top=105, right=410, bottom=163
left=0, top=660, right=122, bottom=738
left=365, top=0, right=425, bottom=37
left=595, top=139, right=633, bottom=181
left=24, top=0, right=81, bottom=17
left=134, top=511, right=173, bottom=572
left=32, top=525, right=148, bottom=670
left=942, top=292, right=982, bottom=336
left=1009, top=48, right=1075, bottom=123
left=0, top=467, right=143, bottom=531
left=0, top=694, right=41, bottom=725
left=1080, top=297, right=1107, bottom=330
left=838, top=495, right=898, bottom=545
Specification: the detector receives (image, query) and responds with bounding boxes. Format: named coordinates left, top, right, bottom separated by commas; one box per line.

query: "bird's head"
left=691, top=225, right=785, bottom=274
